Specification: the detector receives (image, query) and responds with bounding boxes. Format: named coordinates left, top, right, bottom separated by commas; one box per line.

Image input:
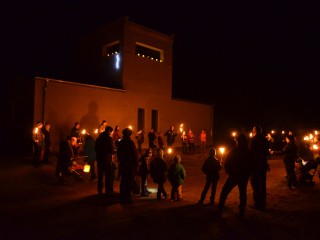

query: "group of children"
left=140, top=146, right=221, bottom=204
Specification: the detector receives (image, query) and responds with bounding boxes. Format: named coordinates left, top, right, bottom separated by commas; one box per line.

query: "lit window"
left=135, top=42, right=163, bottom=62
left=102, top=41, right=121, bottom=71
left=103, top=41, right=120, bottom=56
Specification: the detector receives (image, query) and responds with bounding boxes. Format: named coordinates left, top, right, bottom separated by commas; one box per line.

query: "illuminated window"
left=102, top=41, right=121, bottom=71
left=103, top=41, right=120, bottom=57
left=135, top=42, right=163, bottom=62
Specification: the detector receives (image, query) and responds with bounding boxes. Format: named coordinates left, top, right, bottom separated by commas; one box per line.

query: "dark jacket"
left=224, top=146, right=254, bottom=179
left=165, top=130, right=177, bottom=145
left=148, top=131, right=157, bottom=148
left=150, top=157, right=168, bottom=183
left=135, top=132, right=144, bottom=144
left=42, top=127, right=51, bottom=147
left=283, top=142, right=298, bottom=165
left=71, top=127, right=80, bottom=139
left=138, top=155, right=150, bottom=177
left=202, top=156, right=222, bottom=176
left=249, top=134, right=270, bottom=170
left=117, top=137, right=139, bottom=175
left=84, top=135, right=96, bottom=162
left=95, top=132, right=114, bottom=163
left=58, top=140, right=74, bottom=169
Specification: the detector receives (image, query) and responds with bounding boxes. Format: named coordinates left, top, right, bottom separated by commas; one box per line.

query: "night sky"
left=3, top=1, right=320, bottom=145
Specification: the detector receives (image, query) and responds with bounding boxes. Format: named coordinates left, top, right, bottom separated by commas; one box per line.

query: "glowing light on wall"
left=115, top=54, right=120, bottom=70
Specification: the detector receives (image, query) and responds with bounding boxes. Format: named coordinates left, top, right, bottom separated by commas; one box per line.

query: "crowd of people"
left=32, top=120, right=320, bottom=218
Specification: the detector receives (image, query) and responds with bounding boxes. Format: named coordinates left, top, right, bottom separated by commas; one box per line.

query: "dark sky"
left=3, top=1, right=320, bottom=142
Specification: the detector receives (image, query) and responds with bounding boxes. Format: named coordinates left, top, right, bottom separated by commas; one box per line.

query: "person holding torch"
left=165, top=126, right=177, bottom=148
left=32, top=121, right=45, bottom=167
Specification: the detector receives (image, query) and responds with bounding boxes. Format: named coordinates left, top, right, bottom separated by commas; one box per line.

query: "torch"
left=35, top=127, right=38, bottom=141
left=219, top=147, right=225, bottom=165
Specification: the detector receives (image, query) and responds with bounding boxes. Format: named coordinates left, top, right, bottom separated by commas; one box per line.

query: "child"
left=168, top=155, right=186, bottom=201
left=138, top=148, right=153, bottom=196
left=150, top=148, right=169, bottom=200
left=198, top=147, right=222, bottom=206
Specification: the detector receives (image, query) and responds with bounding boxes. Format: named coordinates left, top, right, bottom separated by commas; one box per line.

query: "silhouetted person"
left=148, top=128, right=157, bottom=149
left=150, top=148, right=169, bottom=200
left=117, top=128, right=139, bottom=204
left=42, top=122, right=52, bottom=164
left=164, top=126, right=177, bottom=147
left=71, top=122, right=81, bottom=143
left=187, top=129, right=195, bottom=153
left=95, top=126, right=115, bottom=197
left=138, top=148, right=153, bottom=197
left=281, top=135, right=298, bottom=189
left=249, top=125, right=270, bottom=211
left=216, top=133, right=254, bottom=219
left=198, top=147, right=222, bottom=206
left=55, top=136, right=75, bottom=184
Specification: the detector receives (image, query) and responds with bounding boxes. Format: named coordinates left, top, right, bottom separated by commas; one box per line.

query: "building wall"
left=34, top=77, right=213, bottom=153
left=34, top=17, right=214, bottom=153
left=122, top=18, right=173, bottom=98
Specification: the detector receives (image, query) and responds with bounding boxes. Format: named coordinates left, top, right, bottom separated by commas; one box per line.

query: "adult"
left=148, top=128, right=157, bottom=149
left=112, top=125, right=121, bottom=148
left=282, top=135, right=298, bottom=189
left=216, top=133, right=254, bottom=219
left=42, top=122, right=52, bottom=164
left=200, top=130, right=207, bottom=152
left=112, top=125, right=121, bottom=181
left=71, top=122, right=81, bottom=143
left=181, top=131, right=188, bottom=154
left=157, top=131, right=164, bottom=150
left=249, top=125, right=270, bottom=211
left=98, top=120, right=107, bottom=134
left=187, top=129, right=195, bottom=153
left=135, top=130, right=144, bottom=154
left=70, top=137, right=80, bottom=158
left=164, top=126, right=177, bottom=147
left=117, top=128, right=139, bottom=204
left=198, top=147, right=222, bottom=206
left=95, top=126, right=115, bottom=197
left=32, top=121, right=45, bottom=168
left=84, top=133, right=97, bottom=180
left=138, top=148, right=153, bottom=196
left=55, top=136, right=74, bottom=183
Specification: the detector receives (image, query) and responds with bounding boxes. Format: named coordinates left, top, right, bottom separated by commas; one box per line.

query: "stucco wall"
left=35, top=77, right=213, bottom=153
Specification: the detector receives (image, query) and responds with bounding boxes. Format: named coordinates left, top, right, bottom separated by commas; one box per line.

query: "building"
left=34, top=16, right=214, bottom=152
